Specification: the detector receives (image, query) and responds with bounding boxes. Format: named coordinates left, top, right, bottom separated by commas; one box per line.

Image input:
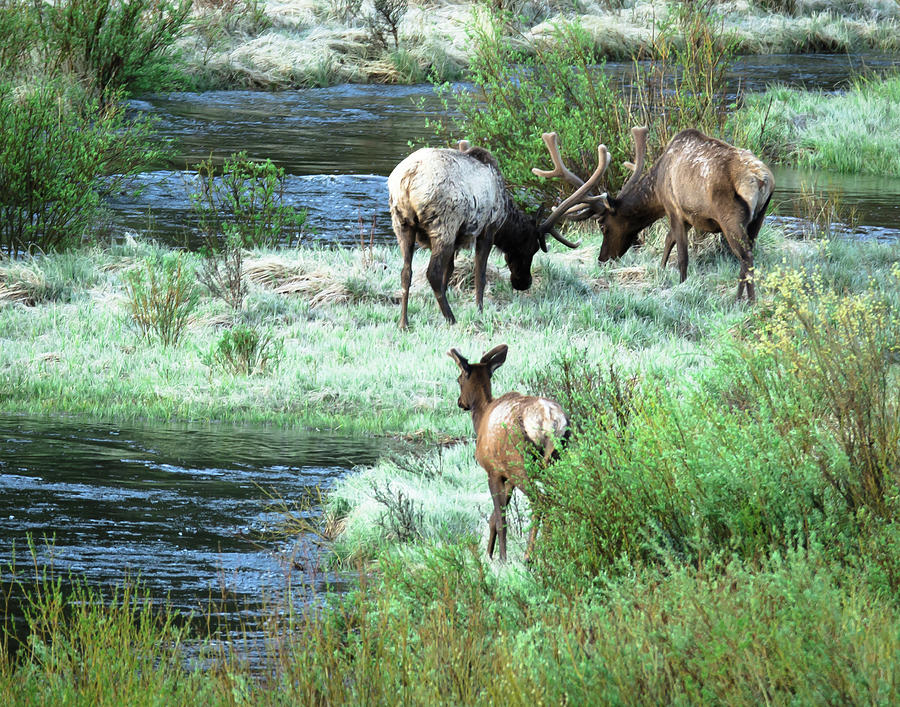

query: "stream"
left=0, top=416, right=379, bottom=644
left=107, top=52, right=900, bottom=247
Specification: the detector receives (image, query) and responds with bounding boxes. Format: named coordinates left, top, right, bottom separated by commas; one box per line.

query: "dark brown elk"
left=448, top=344, right=569, bottom=562
left=389, top=144, right=582, bottom=329
left=532, top=127, right=775, bottom=301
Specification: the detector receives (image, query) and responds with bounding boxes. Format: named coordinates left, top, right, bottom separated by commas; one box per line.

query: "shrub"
left=364, top=0, right=408, bottom=51
left=634, top=0, right=739, bottom=147
left=432, top=2, right=737, bottom=206
left=742, top=266, right=900, bottom=520
left=188, top=152, right=309, bottom=250
left=197, top=230, right=248, bottom=310
left=35, top=0, right=192, bottom=96
left=0, top=80, right=165, bottom=258
left=123, top=253, right=198, bottom=346
left=432, top=8, right=632, bottom=203
left=201, top=324, right=283, bottom=375
left=0, top=0, right=35, bottom=79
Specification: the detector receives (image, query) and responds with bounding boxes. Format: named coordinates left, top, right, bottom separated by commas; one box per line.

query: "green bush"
left=739, top=266, right=900, bottom=521
left=123, top=252, right=198, bottom=347
left=0, top=0, right=35, bottom=79
left=432, top=7, right=632, bottom=203
left=0, top=80, right=165, bottom=258
left=201, top=324, right=283, bottom=375
left=189, top=152, right=309, bottom=250
left=35, top=0, right=192, bottom=96
left=530, top=267, right=900, bottom=589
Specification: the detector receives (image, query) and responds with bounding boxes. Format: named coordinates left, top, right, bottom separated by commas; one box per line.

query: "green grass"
left=0, top=227, right=784, bottom=434
left=732, top=72, right=900, bottom=176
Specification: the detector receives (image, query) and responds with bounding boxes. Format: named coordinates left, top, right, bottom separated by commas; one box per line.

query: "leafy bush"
left=741, top=266, right=900, bottom=520
left=0, top=0, right=35, bottom=78
left=0, top=80, right=165, bottom=258
left=432, top=8, right=632, bottom=203
left=123, top=253, right=198, bottom=347
left=35, top=0, right=192, bottom=96
left=188, top=152, right=309, bottom=250
left=201, top=324, right=283, bottom=375
left=634, top=0, right=739, bottom=148
left=197, top=231, right=248, bottom=310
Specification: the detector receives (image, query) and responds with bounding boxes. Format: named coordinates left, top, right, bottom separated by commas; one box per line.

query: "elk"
left=532, top=127, right=775, bottom=301
left=448, top=344, right=570, bottom=562
left=389, top=143, right=581, bottom=329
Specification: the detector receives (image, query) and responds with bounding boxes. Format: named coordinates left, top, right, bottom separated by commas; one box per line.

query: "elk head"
left=531, top=127, right=651, bottom=262
left=448, top=344, right=507, bottom=411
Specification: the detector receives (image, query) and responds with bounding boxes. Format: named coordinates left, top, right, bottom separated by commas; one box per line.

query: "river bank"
left=184, top=0, right=900, bottom=88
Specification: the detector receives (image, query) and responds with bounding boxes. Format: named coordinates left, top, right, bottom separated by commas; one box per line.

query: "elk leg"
left=660, top=229, right=675, bottom=268
left=722, top=225, right=755, bottom=302
left=670, top=219, right=690, bottom=283
left=396, top=225, right=415, bottom=330
left=473, top=232, right=492, bottom=312
left=498, top=479, right=516, bottom=562
left=486, top=474, right=504, bottom=559
left=426, top=244, right=457, bottom=324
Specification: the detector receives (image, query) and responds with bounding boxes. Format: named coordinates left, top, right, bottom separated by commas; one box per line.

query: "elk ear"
left=480, top=344, right=508, bottom=373
left=538, top=232, right=548, bottom=252
left=448, top=348, right=471, bottom=374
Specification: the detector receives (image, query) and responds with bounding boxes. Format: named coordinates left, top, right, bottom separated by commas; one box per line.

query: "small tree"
left=365, top=0, right=408, bottom=50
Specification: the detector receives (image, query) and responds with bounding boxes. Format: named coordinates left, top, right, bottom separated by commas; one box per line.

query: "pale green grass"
left=0, top=228, right=774, bottom=433
left=3, top=227, right=896, bottom=436
left=5, top=228, right=892, bottom=566
left=732, top=73, right=900, bottom=175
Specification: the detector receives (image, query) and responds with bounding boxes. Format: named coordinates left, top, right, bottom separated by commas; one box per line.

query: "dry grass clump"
left=243, top=254, right=304, bottom=286
left=409, top=253, right=505, bottom=294
left=0, top=281, right=34, bottom=307
left=0, top=262, right=46, bottom=306
left=275, top=270, right=353, bottom=306
left=244, top=254, right=352, bottom=305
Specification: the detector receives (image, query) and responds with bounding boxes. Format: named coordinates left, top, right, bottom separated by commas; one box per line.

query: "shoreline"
left=181, top=0, right=900, bottom=90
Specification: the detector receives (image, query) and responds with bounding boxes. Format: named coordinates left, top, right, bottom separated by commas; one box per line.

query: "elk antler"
left=533, top=141, right=611, bottom=247
left=457, top=139, right=471, bottom=152
left=620, top=126, right=649, bottom=193
left=531, top=132, right=585, bottom=189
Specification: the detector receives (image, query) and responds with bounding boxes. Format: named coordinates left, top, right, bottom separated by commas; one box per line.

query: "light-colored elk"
left=532, top=127, right=775, bottom=300
left=389, top=144, right=581, bottom=329
left=448, top=344, right=570, bottom=562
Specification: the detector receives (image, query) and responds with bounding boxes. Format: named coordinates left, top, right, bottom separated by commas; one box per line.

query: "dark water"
left=107, top=53, right=900, bottom=247
left=0, top=416, right=379, bottom=635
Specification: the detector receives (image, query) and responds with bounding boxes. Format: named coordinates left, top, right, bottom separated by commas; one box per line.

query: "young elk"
left=532, top=127, right=775, bottom=301
left=389, top=143, right=581, bottom=329
left=448, top=344, right=569, bottom=562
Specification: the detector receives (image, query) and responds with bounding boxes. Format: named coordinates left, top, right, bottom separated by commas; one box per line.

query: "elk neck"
left=467, top=382, right=494, bottom=434
left=492, top=197, right=527, bottom=253
left=615, top=164, right=666, bottom=228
